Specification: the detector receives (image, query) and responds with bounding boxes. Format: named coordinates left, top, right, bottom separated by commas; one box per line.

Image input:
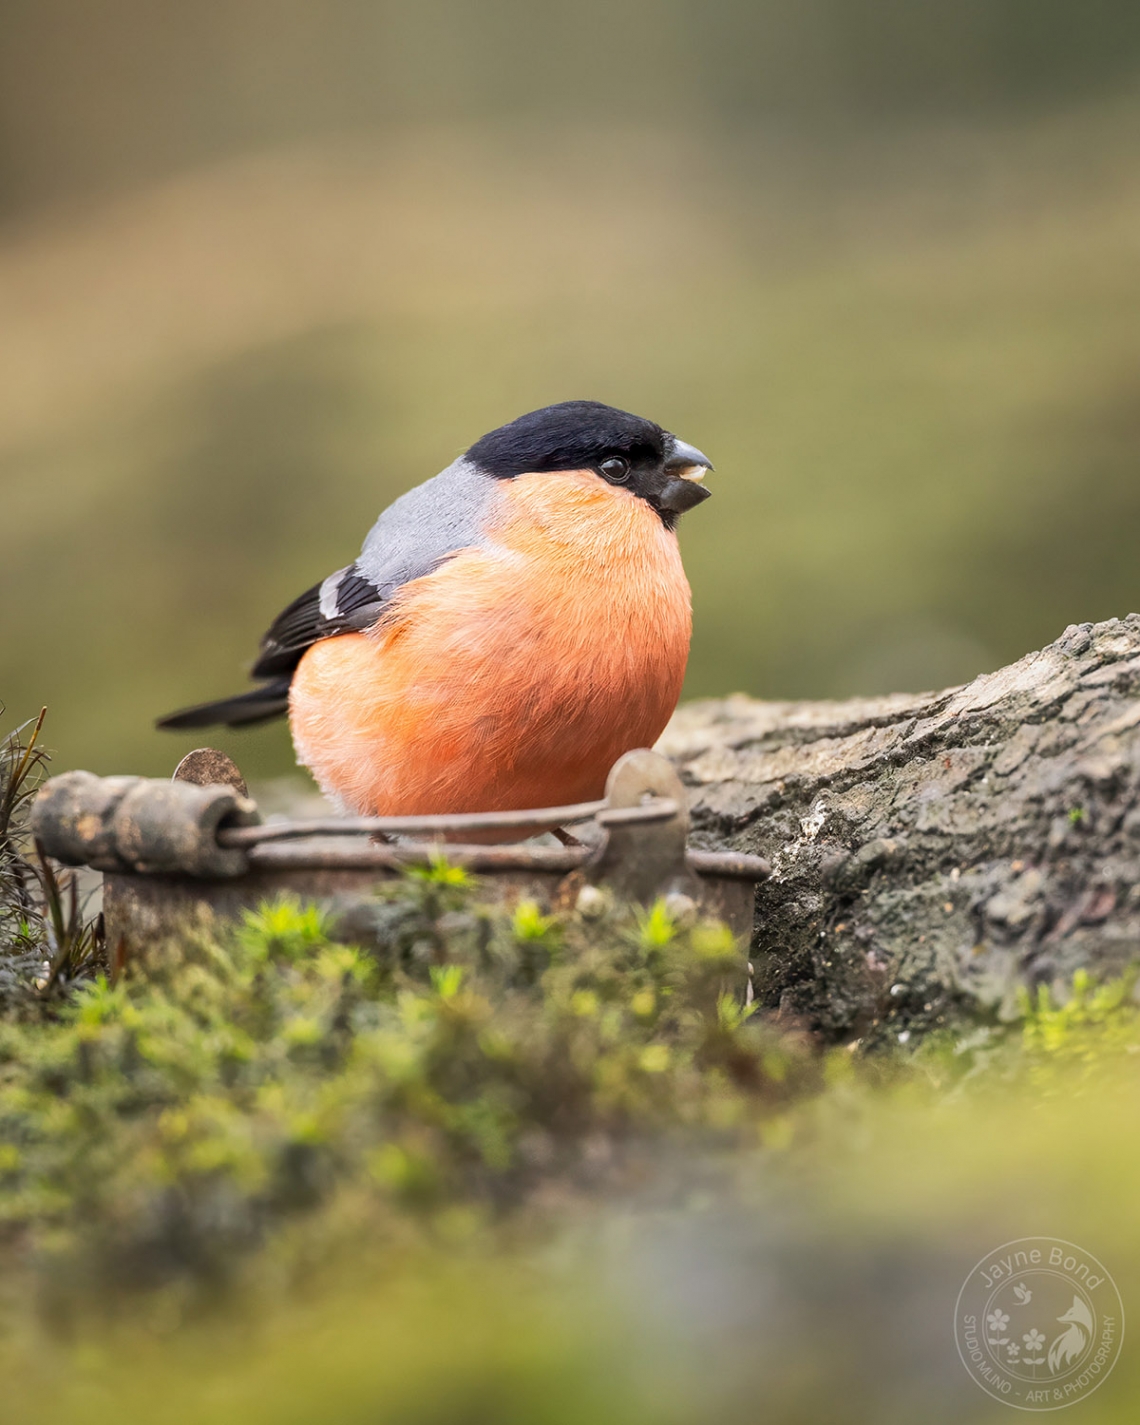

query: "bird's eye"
left=599, top=456, right=630, bottom=482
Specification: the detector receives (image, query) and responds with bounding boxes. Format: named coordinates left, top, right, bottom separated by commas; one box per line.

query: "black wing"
left=155, top=677, right=294, bottom=730
left=156, top=564, right=386, bottom=730
left=251, top=567, right=386, bottom=677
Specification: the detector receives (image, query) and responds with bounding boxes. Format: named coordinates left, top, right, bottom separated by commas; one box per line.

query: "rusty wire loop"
left=215, top=796, right=680, bottom=848
left=240, top=839, right=769, bottom=880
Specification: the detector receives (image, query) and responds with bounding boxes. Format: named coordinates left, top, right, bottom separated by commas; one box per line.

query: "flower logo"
left=987, top=1309, right=1010, bottom=1336
left=1021, top=1327, right=1046, bottom=1367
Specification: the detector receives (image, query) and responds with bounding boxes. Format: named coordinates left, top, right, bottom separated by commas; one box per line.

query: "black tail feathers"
left=156, top=678, right=292, bottom=731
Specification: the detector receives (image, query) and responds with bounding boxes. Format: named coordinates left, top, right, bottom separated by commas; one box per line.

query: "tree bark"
left=660, top=615, right=1140, bottom=1045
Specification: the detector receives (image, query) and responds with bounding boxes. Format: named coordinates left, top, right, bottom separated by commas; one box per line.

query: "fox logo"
left=1048, top=1296, right=1093, bottom=1374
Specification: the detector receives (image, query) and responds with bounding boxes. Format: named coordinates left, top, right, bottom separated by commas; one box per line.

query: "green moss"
left=0, top=875, right=808, bottom=1317
left=1017, top=966, right=1140, bottom=1076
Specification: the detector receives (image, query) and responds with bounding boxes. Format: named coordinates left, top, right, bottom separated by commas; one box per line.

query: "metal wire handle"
left=215, top=796, right=680, bottom=848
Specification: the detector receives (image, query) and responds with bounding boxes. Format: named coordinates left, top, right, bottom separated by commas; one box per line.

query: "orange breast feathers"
left=288, top=471, right=693, bottom=815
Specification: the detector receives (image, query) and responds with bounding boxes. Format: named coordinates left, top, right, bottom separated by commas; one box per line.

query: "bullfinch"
left=158, top=400, right=713, bottom=816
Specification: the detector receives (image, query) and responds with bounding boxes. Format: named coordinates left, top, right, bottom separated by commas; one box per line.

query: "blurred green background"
left=2, top=0, right=1140, bottom=780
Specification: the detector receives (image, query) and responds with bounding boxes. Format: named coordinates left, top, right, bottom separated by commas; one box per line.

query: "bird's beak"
left=659, top=435, right=713, bottom=515
left=664, top=436, right=715, bottom=483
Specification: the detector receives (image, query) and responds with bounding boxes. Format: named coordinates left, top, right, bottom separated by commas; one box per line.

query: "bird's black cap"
left=467, top=400, right=712, bottom=526
left=467, top=400, right=665, bottom=477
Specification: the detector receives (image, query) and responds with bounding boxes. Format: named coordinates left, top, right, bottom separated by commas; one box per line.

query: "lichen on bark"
left=661, top=615, right=1140, bottom=1044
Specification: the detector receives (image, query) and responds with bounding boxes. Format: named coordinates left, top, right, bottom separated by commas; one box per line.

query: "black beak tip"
left=659, top=477, right=712, bottom=516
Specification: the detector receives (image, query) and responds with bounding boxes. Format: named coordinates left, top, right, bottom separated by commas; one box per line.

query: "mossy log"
left=661, top=615, right=1140, bottom=1044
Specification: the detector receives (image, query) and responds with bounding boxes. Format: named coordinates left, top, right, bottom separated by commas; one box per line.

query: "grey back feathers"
left=155, top=459, right=498, bottom=729
left=252, top=458, right=496, bottom=679
left=356, top=457, right=495, bottom=598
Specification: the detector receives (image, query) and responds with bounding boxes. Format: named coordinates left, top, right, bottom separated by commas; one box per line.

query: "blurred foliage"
left=0, top=709, right=48, bottom=994
left=0, top=711, right=104, bottom=1010
left=1, top=864, right=1139, bottom=1420
left=5, top=1, right=1140, bottom=212
left=0, top=871, right=808, bottom=1323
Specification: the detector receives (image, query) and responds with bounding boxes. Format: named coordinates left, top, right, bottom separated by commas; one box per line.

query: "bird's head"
left=466, top=400, right=713, bottom=528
